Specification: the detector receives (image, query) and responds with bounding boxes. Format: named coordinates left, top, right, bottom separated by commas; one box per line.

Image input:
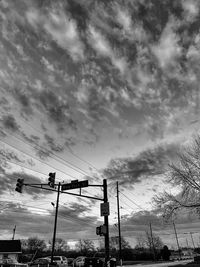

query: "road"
left=124, top=259, right=193, bottom=267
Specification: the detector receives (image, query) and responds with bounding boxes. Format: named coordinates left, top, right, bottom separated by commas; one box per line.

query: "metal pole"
left=173, top=221, right=181, bottom=260
left=51, top=182, right=61, bottom=263
left=117, top=182, right=122, bottom=267
left=103, top=179, right=109, bottom=266
left=149, top=222, right=156, bottom=261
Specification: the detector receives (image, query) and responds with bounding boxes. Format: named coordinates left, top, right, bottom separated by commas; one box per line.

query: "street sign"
left=61, top=180, right=88, bottom=191
left=100, top=202, right=110, bottom=216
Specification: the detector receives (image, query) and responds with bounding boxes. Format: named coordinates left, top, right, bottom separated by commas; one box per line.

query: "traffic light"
left=48, top=172, right=56, bottom=188
left=15, top=178, right=24, bottom=193
left=96, top=225, right=107, bottom=236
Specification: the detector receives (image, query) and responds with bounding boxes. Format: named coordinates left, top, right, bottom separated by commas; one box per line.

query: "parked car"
left=46, top=256, right=68, bottom=267
left=28, top=257, right=56, bottom=267
left=73, top=257, right=86, bottom=267
left=84, top=257, right=104, bottom=267
left=67, top=258, right=74, bottom=266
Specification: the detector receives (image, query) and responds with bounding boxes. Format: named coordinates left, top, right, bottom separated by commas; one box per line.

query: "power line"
left=0, top=139, right=77, bottom=180
left=19, top=118, right=99, bottom=172
left=4, top=159, right=50, bottom=178
left=119, top=191, right=144, bottom=210
left=8, top=132, right=94, bottom=178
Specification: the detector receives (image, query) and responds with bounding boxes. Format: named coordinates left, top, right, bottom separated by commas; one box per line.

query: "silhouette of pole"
left=103, top=179, right=110, bottom=266
left=12, top=225, right=16, bottom=240
left=173, top=221, right=181, bottom=260
left=149, top=222, right=156, bottom=261
left=117, top=182, right=122, bottom=266
left=190, top=232, right=195, bottom=250
left=51, top=182, right=61, bottom=263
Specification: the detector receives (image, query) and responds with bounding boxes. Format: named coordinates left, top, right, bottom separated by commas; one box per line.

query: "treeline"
left=19, top=235, right=172, bottom=262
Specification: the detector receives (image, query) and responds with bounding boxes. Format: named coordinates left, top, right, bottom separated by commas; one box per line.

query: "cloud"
left=151, top=17, right=182, bottom=68
left=1, top=115, right=20, bottom=132
left=182, top=0, right=199, bottom=21
left=104, top=141, right=180, bottom=188
left=26, top=7, right=85, bottom=61
left=44, top=135, right=64, bottom=153
left=88, top=26, right=128, bottom=75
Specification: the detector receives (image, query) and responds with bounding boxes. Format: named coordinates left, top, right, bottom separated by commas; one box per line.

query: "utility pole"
left=149, top=222, right=156, bottom=261
left=12, top=225, right=16, bottom=240
left=173, top=221, right=181, bottom=260
left=103, top=179, right=110, bottom=266
left=190, top=232, right=196, bottom=250
left=51, top=182, right=61, bottom=264
left=186, top=238, right=189, bottom=248
left=117, top=182, right=122, bottom=267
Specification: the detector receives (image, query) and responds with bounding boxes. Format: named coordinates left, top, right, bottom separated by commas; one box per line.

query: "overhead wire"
left=119, top=191, right=144, bottom=210
left=1, top=133, right=101, bottom=196
left=19, top=118, right=99, bottom=172
left=7, top=132, right=94, bottom=178
left=0, top=139, right=78, bottom=180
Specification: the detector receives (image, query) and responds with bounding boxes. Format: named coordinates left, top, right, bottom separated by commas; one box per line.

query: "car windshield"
left=53, top=257, right=61, bottom=261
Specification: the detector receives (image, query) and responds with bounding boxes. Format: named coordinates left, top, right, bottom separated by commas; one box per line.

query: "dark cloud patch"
left=0, top=200, right=98, bottom=240
left=123, top=210, right=161, bottom=228
left=37, top=90, right=77, bottom=131
left=68, top=202, right=92, bottom=213
left=104, top=142, right=180, bottom=188
left=1, top=115, right=20, bottom=132
left=57, top=203, right=99, bottom=228
left=44, top=134, right=64, bottom=153
left=0, top=148, right=23, bottom=163
left=58, top=203, right=92, bottom=219
left=13, top=87, right=33, bottom=116
left=66, top=0, right=89, bottom=31
left=22, top=133, right=40, bottom=145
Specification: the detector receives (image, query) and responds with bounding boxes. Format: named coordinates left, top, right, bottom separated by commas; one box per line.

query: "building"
left=0, top=240, right=22, bottom=264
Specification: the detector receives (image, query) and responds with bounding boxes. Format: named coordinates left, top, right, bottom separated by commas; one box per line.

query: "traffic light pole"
left=16, top=177, right=110, bottom=265
left=103, top=179, right=110, bottom=266
left=51, top=182, right=61, bottom=264
left=117, top=182, right=122, bottom=266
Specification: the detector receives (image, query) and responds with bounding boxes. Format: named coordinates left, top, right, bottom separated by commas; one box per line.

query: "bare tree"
left=135, top=232, right=163, bottom=251
left=27, top=236, right=46, bottom=253
left=154, top=135, right=200, bottom=219
left=48, top=238, right=69, bottom=252
left=75, top=239, right=95, bottom=254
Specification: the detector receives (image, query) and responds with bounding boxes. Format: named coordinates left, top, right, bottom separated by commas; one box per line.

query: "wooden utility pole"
left=173, top=221, right=181, bottom=260
left=149, top=222, right=156, bottom=261
left=190, top=232, right=196, bottom=250
left=117, top=182, right=122, bottom=266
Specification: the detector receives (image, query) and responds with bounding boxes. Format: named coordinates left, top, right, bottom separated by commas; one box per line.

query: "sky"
left=1, top=0, right=200, bottom=250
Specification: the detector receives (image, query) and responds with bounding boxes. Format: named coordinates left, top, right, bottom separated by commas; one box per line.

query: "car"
left=28, top=257, right=56, bottom=267
left=67, top=258, right=74, bottom=266
left=73, top=257, right=86, bottom=267
left=84, top=257, right=104, bottom=267
left=46, top=256, right=68, bottom=267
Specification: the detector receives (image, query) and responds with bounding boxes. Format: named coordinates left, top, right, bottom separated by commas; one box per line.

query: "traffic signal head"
left=15, top=178, right=24, bottom=193
left=96, top=226, right=101, bottom=235
left=48, top=172, right=56, bottom=188
left=96, top=225, right=107, bottom=236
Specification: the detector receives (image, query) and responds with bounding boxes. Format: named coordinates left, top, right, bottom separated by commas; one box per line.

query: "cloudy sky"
left=1, top=0, right=200, bottom=249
